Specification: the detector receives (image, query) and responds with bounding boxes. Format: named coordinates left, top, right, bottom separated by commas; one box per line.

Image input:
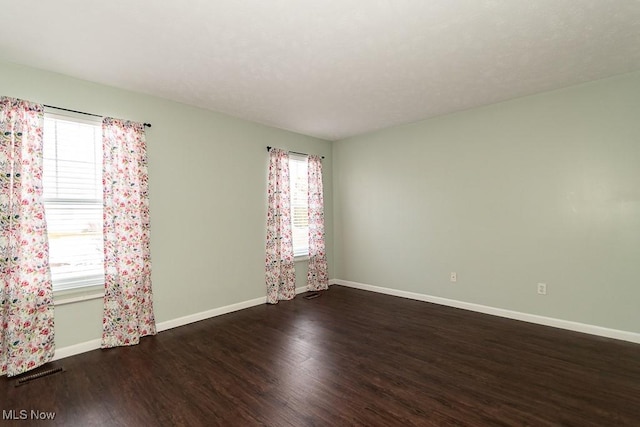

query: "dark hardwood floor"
left=2, top=285, right=639, bottom=426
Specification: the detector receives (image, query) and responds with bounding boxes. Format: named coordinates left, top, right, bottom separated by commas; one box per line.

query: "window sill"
left=294, top=255, right=310, bottom=262
left=54, top=285, right=104, bottom=306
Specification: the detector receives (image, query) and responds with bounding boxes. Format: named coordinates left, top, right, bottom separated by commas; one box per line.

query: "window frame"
left=43, top=110, right=105, bottom=293
left=288, top=153, right=309, bottom=259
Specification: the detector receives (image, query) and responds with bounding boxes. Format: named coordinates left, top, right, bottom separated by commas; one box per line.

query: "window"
left=289, top=154, right=308, bottom=257
left=43, top=112, right=104, bottom=291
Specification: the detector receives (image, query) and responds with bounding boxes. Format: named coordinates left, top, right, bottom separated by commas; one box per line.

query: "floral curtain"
left=0, top=97, right=55, bottom=377
left=101, top=118, right=156, bottom=348
left=265, top=148, right=296, bottom=304
left=307, top=155, right=328, bottom=291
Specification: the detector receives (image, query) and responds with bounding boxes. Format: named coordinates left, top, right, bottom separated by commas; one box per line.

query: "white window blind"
left=289, top=154, right=309, bottom=257
left=43, top=113, right=104, bottom=291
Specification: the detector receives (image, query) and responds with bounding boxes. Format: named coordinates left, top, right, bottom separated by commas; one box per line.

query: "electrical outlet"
left=537, top=283, right=547, bottom=295
left=450, top=272, right=457, bottom=283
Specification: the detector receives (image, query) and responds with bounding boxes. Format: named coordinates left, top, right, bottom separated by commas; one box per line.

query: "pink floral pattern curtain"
left=0, top=97, right=55, bottom=376
left=265, top=148, right=296, bottom=304
left=307, top=155, right=328, bottom=291
left=101, top=118, right=156, bottom=348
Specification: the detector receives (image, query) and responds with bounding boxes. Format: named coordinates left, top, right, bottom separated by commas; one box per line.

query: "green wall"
left=0, top=61, right=333, bottom=348
left=333, top=71, right=640, bottom=333
left=2, top=58, right=638, bottom=348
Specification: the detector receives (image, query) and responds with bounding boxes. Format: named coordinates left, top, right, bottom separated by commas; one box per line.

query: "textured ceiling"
left=1, top=0, right=640, bottom=141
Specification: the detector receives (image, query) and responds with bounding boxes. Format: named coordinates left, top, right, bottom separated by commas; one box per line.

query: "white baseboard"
left=52, top=285, right=310, bottom=361
left=155, top=296, right=266, bottom=332
left=53, top=339, right=101, bottom=361
left=330, top=279, right=640, bottom=344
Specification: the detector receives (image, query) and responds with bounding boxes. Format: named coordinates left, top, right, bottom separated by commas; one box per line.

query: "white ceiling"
left=1, top=1, right=640, bottom=141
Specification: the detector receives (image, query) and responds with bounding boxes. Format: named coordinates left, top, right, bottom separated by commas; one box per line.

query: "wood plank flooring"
left=2, top=285, right=639, bottom=426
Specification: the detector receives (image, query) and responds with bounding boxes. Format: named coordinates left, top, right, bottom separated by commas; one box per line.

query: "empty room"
left=1, top=1, right=639, bottom=425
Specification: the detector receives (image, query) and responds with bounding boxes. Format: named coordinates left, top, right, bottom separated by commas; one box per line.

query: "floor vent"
left=15, top=367, right=64, bottom=387
left=304, top=292, right=321, bottom=300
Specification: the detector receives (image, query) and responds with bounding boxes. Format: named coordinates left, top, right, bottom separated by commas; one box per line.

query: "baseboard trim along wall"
left=53, top=279, right=639, bottom=362
left=52, top=339, right=102, bottom=362
left=52, top=285, right=310, bottom=361
left=330, top=279, right=640, bottom=344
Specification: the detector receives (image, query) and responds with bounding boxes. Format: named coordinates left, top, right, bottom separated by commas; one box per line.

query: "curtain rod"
left=266, top=146, right=324, bottom=159
left=44, top=104, right=152, bottom=128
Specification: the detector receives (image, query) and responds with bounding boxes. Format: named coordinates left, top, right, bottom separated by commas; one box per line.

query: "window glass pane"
left=43, top=117, right=102, bottom=200
left=43, top=114, right=104, bottom=291
left=289, top=155, right=309, bottom=257
left=46, top=202, right=104, bottom=286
